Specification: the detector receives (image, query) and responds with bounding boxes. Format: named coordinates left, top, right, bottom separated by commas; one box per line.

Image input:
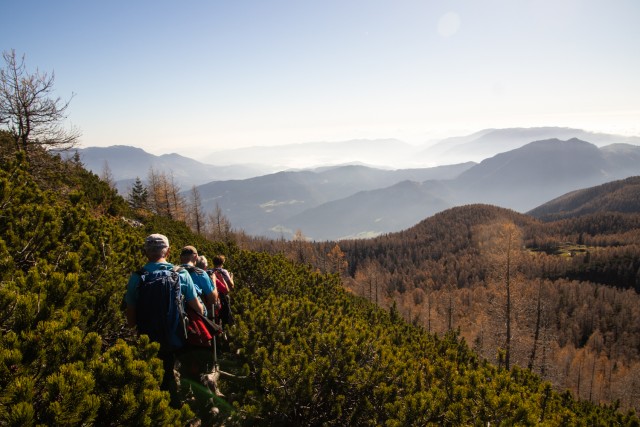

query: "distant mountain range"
left=69, top=145, right=273, bottom=193
left=75, top=127, right=640, bottom=187
left=203, top=138, right=420, bottom=169
left=196, top=139, right=640, bottom=240
left=195, top=163, right=473, bottom=238
left=423, top=127, right=640, bottom=164
left=73, top=127, right=640, bottom=240
left=204, top=127, right=639, bottom=168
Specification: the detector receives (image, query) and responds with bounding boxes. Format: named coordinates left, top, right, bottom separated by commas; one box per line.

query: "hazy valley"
left=75, top=127, right=640, bottom=240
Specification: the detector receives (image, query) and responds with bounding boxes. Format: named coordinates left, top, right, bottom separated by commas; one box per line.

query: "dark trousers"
left=158, top=349, right=179, bottom=407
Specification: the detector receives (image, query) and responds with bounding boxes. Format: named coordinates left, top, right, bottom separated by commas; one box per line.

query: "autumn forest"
left=248, top=201, right=640, bottom=412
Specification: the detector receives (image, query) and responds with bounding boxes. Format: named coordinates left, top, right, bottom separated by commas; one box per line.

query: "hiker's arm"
left=222, top=269, right=234, bottom=289
left=182, top=273, right=204, bottom=315
left=187, top=296, right=204, bottom=315
left=202, top=292, right=217, bottom=318
left=124, top=274, right=138, bottom=328
left=201, top=273, right=219, bottom=313
left=126, top=306, right=136, bottom=328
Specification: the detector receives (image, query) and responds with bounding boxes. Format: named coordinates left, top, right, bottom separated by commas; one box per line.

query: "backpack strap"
left=137, top=265, right=182, bottom=272
left=183, top=265, right=207, bottom=275
left=136, top=265, right=182, bottom=281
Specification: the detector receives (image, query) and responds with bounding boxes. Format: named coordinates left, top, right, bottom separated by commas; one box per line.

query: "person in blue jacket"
left=179, top=245, right=219, bottom=318
left=125, top=233, right=203, bottom=404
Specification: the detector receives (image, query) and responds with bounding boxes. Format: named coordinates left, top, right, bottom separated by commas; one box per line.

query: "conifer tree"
left=127, top=176, right=148, bottom=210
left=146, top=166, right=164, bottom=215
left=477, top=221, right=525, bottom=370
left=291, top=229, right=317, bottom=265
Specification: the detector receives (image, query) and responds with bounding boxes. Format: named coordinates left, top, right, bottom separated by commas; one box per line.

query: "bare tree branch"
left=0, top=49, right=80, bottom=159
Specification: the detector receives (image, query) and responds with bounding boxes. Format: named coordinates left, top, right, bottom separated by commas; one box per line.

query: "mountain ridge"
left=424, top=127, right=640, bottom=164
left=196, top=163, right=472, bottom=238
left=74, top=128, right=640, bottom=240
left=527, top=175, right=640, bottom=221
left=70, top=145, right=274, bottom=192
left=268, top=138, right=640, bottom=239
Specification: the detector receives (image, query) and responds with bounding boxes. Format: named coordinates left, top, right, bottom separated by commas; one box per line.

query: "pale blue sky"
left=2, top=0, right=639, bottom=157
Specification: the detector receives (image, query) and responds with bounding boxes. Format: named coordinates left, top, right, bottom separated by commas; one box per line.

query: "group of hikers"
left=124, top=233, right=235, bottom=403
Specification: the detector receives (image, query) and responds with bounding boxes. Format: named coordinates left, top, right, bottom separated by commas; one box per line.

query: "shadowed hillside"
left=450, top=138, right=610, bottom=211
left=528, top=176, right=640, bottom=221
left=281, top=180, right=453, bottom=240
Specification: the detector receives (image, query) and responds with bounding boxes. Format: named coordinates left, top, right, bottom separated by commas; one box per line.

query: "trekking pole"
left=212, top=303, right=218, bottom=371
left=181, top=295, right=188, bottom=339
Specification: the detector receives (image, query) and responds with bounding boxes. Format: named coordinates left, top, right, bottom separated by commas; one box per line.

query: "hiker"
left=180, top=246, right=219, bottom=319
left=212, top=254, right=234, bottom=290
left=124, top=233, right=203, bottom=401
left=176, top=246, right=226, bottom=386
left=209, top=254, right=235, bottom=326
left=195, top=255, right=208, bottom=270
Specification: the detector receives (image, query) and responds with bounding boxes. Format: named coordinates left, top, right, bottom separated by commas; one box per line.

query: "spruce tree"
left=128, top=176, right=148, bottom=210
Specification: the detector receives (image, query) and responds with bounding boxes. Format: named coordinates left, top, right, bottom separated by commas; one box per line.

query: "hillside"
left=450, top=138, right=611, bottom=211
left=528, top=175, right=640, bottom=221
left=1, top=145, right=637, bottom=424
left=312, top=203, right=640, bottom=411
left=280, top=180, right=454, bottom=240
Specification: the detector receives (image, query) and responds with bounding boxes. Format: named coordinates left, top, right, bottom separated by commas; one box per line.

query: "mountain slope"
left=450, top=138, right=614, bottom=212
left=329, top=202, right=640, bottom=411
left=196, top=163, right=473, bottom=237
left=282, top=138, right=640, bottom=239
left=279, top=180, right=453, bottom=240
left=601, top=143, right=640, bottom=178
left=527, top=175, right=640, bottom=220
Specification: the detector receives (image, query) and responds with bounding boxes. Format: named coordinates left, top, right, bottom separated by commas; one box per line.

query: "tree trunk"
left=528, top=280, right=543, bottom=371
